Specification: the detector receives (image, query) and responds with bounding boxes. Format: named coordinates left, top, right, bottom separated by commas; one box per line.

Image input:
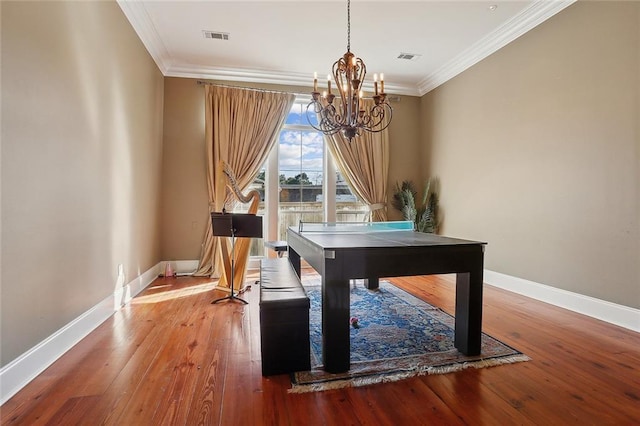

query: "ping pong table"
left=287, top=221, right=486, bottom=373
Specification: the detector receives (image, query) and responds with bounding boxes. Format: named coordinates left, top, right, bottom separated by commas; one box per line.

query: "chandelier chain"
left=347, top=0, right=351, bottom=51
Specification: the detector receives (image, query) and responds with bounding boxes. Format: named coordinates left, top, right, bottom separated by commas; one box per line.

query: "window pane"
left=300, top=131, right=323, bottom=172
left=284, top=102, right=303, bottom=125
left=285, top=101, right=319, bottom=127
left=278, top=129, right=301, bottom=173
left=304, top=102, right=319, bottom=127
left=278, top=127, right=323, bottom=240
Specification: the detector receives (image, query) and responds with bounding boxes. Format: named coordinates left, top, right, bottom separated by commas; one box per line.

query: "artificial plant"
left=391, top=177, right=440, bottom=233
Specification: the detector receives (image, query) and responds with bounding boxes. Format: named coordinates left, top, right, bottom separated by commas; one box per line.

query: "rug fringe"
left=420, top=354, right=532, bottom=376
left=288, top=354, right=531, bottom=394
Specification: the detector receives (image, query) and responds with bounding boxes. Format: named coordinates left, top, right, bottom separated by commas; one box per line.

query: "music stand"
left=210, top=212, right=263, bottom=304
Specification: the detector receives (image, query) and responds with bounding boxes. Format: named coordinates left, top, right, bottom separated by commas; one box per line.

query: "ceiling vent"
left=397, top=52, right=421, bottom=61
left=203, top=30, right=229, bottom=41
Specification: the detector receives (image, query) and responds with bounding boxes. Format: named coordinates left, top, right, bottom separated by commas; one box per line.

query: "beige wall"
left=161, top=78, right=208, bottom=260
left=161, top=77, right=422, bottom=259
left=386, top=95, right=423, bottom=221
left=1, top=1, right=164, bottom=366
left=420, top=1, right=639, bottom=308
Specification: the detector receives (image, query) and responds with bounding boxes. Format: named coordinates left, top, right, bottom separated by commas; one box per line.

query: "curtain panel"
left=195, top=85, right=295, bottom=280
left=324, top=99, right=390, bottom=222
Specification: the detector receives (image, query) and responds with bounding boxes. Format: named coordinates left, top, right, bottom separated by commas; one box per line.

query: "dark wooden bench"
left=259, top=258, right=310, bottom=376
left=264, top=240, right=288, bottom=257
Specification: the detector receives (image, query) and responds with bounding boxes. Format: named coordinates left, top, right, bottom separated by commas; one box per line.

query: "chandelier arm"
left=320, top=103, right=345, bottom=134
left=364, top=105, right=393, bottom=132
left=306, top=101, right=332, bottom=133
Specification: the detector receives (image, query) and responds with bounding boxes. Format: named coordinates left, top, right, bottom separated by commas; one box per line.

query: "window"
left=273, top=98, right=367, bottom=241
left=244, top=97, right=368, bottom=256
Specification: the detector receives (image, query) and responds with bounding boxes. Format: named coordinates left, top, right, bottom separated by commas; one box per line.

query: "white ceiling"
left=118, top=0, right=575, bottom=96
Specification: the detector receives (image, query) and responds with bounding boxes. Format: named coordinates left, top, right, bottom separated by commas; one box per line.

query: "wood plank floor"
left=2, top=270, right=639, bottom=425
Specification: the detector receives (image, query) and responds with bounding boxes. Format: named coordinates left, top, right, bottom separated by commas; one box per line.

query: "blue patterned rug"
left=290, top=280, right=529, bottom=393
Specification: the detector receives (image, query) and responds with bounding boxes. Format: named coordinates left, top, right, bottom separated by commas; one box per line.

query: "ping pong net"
left=298, top=220, right=415, bottom=233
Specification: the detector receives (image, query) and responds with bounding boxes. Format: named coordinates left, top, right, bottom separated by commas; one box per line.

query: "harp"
left=216, top=161, right=261, bottom=291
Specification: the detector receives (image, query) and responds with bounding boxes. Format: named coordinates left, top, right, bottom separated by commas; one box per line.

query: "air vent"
left=203, top=30, right=230, bottom=41
left=397, top=52, right=421, bottom=61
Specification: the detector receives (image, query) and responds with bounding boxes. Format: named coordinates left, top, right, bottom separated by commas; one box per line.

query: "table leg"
left=363, top=278, right=379, bottom=290
left=322, top=276, right=351, bottom=373
left=288, top=246, right=301, bottom=278
left=454, top=271, right=483, bottom=355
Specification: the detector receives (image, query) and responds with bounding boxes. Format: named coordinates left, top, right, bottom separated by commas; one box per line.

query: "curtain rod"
left=196, top=80, right=398, bottom=102
left=195, top=80, right=307, bottom=98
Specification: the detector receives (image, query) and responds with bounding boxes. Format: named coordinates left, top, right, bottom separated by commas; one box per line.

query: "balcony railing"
left=239, top=201, right=369, bottom=256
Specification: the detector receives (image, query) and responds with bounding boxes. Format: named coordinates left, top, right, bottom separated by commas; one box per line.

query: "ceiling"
left=118, top=0, right=575, bottom=97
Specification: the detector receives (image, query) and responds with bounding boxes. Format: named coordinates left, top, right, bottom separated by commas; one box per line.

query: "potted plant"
left=391, top=177, right=440, bottom=233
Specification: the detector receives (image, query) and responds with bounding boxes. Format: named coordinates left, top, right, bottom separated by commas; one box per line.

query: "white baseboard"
left=160, top=260, right=200, bottom=276
left=484, top=270, right=640, bottom=332
left=0, top=262, right=162, bottom=405
left=160, top=258, right=259, bottom=275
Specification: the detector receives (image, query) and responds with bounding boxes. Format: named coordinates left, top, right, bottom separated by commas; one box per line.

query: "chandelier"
left=306, top=0, right=392, bottom=141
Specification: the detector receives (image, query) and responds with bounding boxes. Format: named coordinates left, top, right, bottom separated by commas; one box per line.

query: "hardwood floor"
left=2, top=271, right=639, bottom=425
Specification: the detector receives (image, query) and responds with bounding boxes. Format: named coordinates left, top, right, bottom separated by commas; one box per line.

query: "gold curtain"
left=194, top=85, right=295, bottom=281
left=325, top=99, right=390, bottom=222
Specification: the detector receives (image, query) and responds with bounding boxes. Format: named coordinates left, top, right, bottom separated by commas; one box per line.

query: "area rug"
left=289, top=280, right=530, bottom=393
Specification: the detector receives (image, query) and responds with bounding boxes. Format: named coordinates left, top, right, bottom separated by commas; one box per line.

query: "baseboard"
left=159, top=258, right=259, bottom=275
left=160, top=260, right=200, bottom=276
left=484, top=270, right=639, bottom=332
left=0, top=263, right=162, bottom=405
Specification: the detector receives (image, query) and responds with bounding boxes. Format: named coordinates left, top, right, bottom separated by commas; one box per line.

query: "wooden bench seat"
left=259, top=258, right=311, bottom=376
left=264, top=240, right=288, bottom=257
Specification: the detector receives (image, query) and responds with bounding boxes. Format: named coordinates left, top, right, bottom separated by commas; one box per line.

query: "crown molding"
left=417, top=0, right=577, bottom=95
left=119, top=0, right=575, bottom=98
left=117, top=0, right=172, bottom=74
